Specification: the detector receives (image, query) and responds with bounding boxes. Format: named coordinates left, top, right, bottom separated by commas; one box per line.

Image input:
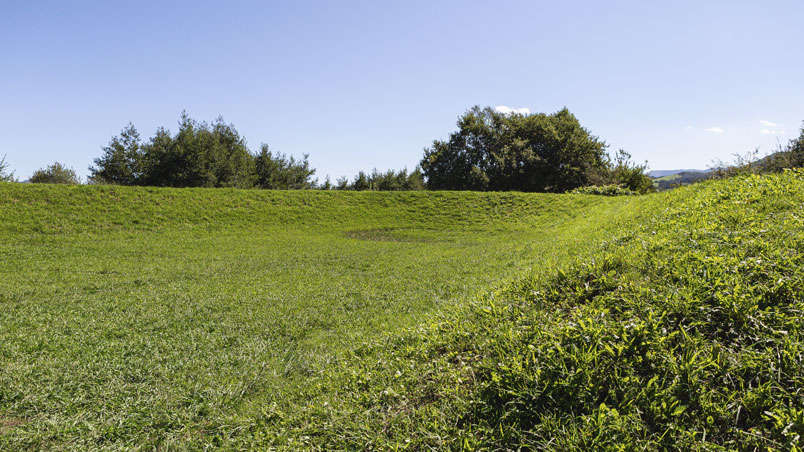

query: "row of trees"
left=421, top=106, right=653, bottom=193
left=323, top=168, right=424, bottom=191
left=90, top=113, right=315, bottom=189
left=20, top=108, right=800, bottom=193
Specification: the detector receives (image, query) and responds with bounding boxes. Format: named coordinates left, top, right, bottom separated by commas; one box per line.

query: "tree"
left=319, top=175, right=333, bottom=190
left=606, top=149, right=654, bottom=193
left=351, top=171, right=370, bottom=190
left=89, top=123, right=144, bottom=185
left=0, top=154, right=15, bottom=182
left=335, top=175, right=350, bottom=190
left=254, top=144, right=315, bottom=189
left=142, top=114, right=256, bottom=188
left=30, top=162, right=80, bottom=184
left=421, top=106, right=610, bottom=192
left=89, top=113, right=314, bottom=189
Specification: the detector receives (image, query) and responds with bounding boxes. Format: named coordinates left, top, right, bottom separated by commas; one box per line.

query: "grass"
left=0, top=184, right=639, bottom=450
left=283, top=170, right=804, bottom=451
left=3, top=171, right=802, bottom=450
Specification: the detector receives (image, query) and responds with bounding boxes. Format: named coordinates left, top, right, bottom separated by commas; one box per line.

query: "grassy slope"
left=284, top=171, right=804, bottom=451
left=0, top=184, right=640, bottom=450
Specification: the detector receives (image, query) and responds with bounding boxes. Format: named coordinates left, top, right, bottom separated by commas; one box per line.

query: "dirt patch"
left=0, top=416, right=26, bottom=433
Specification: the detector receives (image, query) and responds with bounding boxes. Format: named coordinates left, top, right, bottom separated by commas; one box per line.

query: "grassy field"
left=3, top=172, right=802, bottom=451
left=289, top=171, right=804, bottom=451
left=0, top=184, right=642, bottom=450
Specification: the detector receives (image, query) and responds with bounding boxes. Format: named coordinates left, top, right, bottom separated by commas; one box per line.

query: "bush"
left=29, top=162, right=80, bottom=184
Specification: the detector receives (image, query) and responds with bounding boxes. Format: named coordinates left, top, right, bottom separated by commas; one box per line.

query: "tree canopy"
left=420, top=106, right=651, bottom=193
left=29, top=162, right=80, bottom=184
left=254, top=144, right=315, bottom=190
left=89, top=113, right=315, bottom=189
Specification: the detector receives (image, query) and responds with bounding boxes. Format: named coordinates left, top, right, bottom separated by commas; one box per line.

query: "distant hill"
left=653, top=170, right=712, bottom=190
left=648, top=169, right=709, bottom=178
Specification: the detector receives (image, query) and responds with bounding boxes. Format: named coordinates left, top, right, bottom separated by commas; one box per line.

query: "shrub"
left=29, top=162, right=80, bottom=184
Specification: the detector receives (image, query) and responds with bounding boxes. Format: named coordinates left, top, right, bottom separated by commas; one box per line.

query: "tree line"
left=89, top=113, right=315, bottom=189
left=12, top=108, right=800, bottom=192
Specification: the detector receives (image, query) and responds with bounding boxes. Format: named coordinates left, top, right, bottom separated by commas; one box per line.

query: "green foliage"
left=29, top=162, right=80, bottom=184
left=340, top=167, right=424, bottom=191
left=254, top=144, right=315, bottom=189
left=141, top=113, right=256, bottom=188
left=421, top=106, right=612, bottom=192
left=89, top=113, right=315, bottom=189
left=0, top=154, right=14, bottom=182
left=606, top=149, right=655, bottom=193
left=89, top=123, right=144, bottom=185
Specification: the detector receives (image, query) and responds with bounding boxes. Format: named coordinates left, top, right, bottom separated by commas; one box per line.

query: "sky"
left=1, top=0, right=803, bottom=181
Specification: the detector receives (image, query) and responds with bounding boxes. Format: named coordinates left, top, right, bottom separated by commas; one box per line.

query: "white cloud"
left=706, top=126, right=725, bottom=133
left=494, top=105, right=530, bottom=115
left=760, top=120, right=778, bottom=127
left=761, top=129, right=774, bottom=135
left=684, top=125, right=693, bottom=130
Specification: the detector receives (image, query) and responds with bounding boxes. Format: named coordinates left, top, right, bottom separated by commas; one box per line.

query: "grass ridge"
left=249, top=171, right=804, bottom=450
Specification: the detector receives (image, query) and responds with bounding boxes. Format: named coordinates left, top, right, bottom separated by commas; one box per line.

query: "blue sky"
left=1, top=0, right=802, bottom=181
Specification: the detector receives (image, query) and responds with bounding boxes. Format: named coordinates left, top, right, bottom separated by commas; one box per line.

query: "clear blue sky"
left=1, top=0, right=802, bottom=181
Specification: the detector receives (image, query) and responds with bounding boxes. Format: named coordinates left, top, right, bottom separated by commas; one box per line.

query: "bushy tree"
left=351, top=171, right=370, bottom=190
left=141, top=113, right=256, bottom=188
left=89, top=124, right=144, bottom=185
left=254, top=144, right=315, bottom=189
left=30, top=162, right=80, bottom=184
left=0, top=154, right=15, bottom=182
left=335, top=175, right=350, bottom=190
left=421, top=107, right=611, bottom=192
left=89, top=113, right=315, bottom=189
left=606, top=149, right=654, bottom=193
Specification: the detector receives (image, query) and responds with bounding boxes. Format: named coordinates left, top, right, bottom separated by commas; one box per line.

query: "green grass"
left=285, top=170, right=804, bottom=451
left=4, top=171, right=802, bottom=451
left=0, top=184, right=640, bottom=450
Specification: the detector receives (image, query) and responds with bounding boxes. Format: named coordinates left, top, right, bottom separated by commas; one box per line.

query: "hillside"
left=274, top=170, right=804, bottom=450
left=2, top=172, right=802, bottom=450
left=653, top=170, right=712, bottom=190
left=0, top=183, right=640, bottom=451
